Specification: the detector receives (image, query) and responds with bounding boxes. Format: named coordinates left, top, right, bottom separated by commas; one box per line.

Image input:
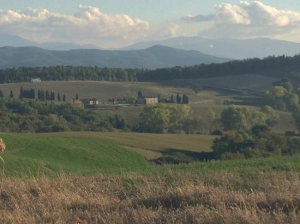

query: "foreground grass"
left=1, top=133, right=149, bottom=176
left=1, top=169, right=299, bottom=223
left=1, top=133, right=300, bottom=223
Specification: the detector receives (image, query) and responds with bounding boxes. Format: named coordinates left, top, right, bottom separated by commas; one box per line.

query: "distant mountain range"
left=123, top=37, right=300, bottom=59
left=0, top=45, right=230, bottom=69
left=0, top=34, right=100, bottom=51
left=2, top=33, right=300, bottom=61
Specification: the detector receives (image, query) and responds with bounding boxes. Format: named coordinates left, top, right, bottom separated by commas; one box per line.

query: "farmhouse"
left=31, top=78, right=42, bottom=83
left=81, top=98, right=99, bottom=106
left=137, top=96, right=158, bottom=104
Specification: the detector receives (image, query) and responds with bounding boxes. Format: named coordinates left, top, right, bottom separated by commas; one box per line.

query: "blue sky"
left=1, top=1, right=300, bottom=47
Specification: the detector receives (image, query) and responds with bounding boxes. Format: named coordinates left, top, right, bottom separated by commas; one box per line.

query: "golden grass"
left=0, top=171, right=299, bottom=223
left=0, top=139, right=6, bottom=191
left=33, top=132, right=215, bottom=153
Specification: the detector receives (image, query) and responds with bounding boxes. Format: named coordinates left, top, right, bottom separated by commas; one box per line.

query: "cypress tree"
left=19, top=87, right=24, bottom=99
left=63, top=95, right=66, bottom=102
left=51, top=92, right=55, bottom=101
left=176, top=93, right=182, bottom=104
left=182, top=95, right=189, bottom=104
left=0, top=90, right=3, bottom=98
left=38, top=90, right=41, bottom=100
left=31, top=89, right=36, bottom=99
left=76, top=93, right=79, bottom=100
left=46, top=91, right=50, bottom=100
left=9, top=90, right=14, bottom=98
left=57, top=92, right=61, bottom=101
left=171, top=95, right=174, bottom=103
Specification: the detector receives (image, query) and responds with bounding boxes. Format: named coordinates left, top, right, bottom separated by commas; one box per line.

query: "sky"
left=1, top=0, right=300, bottom=48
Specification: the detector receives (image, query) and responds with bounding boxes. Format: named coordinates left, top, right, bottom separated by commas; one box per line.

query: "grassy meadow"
left=0, top=133, right=149, bottom=176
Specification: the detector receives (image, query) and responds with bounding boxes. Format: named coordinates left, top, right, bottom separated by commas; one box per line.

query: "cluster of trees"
left=221, top=105, right=279, bottom=132
left=10, top=87, right=74, bottom=102
left=170, top=93, right=189, bottom=104
left=0, top=98, right=114, bottom=133
left=263, top=79, right=300, bottom=133
left=213, top=126, right=300, bottom=160
left=139, top=104, right=191, bottom=133
left=20, top=88, right=35, bottom=99
left=264, top=79, right=300, bottom=111
left=211, top=105, right=300, bottom=160
left=110, top=115, right=126, bottom=130
left=2, top=54, right=300, bottom=84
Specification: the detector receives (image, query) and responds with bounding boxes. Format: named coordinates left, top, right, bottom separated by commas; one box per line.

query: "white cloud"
left=181, top=14, right=214, bottom=23
left=0, top=6, right=181, bottom=48
left=182, top=1, right=300, bottom=41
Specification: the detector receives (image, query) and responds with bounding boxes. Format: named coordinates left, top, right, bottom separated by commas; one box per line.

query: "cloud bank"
left=182, top=1, right=300, bottom=41
left=0, top=6, right=180, bottom=48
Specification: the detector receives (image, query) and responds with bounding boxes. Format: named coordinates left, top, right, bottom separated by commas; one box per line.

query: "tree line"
left=1, top=54, right=300, bottom=83
left=3, top=87, right=80, bottom=102
left=0, top=66, right=140, bottom=83
left=0, top=98, right=113, bottom=133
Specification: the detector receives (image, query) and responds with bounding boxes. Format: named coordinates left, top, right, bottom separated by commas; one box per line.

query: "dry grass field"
left=188, top=74, right=279, bottom=92
left=1, top=170, right=299, bottom=224
left=34, top=132, right=215, bottom=160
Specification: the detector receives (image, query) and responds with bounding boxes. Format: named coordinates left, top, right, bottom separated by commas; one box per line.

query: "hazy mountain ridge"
left=124, top=37, right=300, bottom=59
left=0, top=34, right=100, bottom=51
left=0, top=45, right=230, bottom=69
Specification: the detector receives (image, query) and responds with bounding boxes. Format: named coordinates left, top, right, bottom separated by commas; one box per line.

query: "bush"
left=244, top=147, right=263, bottom=159
left=221, top=152, right=245, bottom=160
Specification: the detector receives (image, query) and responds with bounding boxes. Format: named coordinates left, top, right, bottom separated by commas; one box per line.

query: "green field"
left=1, top=133, right=149, bottom=176
left=0, top=132, right=215, bottom=176
left=1, top=132, right=299, bottom=177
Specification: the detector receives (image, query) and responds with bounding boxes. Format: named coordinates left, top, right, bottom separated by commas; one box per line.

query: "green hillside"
left=0, top=133, right=149, bottom=176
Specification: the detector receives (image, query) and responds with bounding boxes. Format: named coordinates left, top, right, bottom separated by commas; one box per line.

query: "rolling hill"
left=1, top=133, right=149, bottom=176
left=124, top=36, right=300, bottom=59
left=0, top=45, right=230, bottom=69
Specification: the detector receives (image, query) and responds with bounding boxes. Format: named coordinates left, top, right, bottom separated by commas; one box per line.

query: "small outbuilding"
left=137, top=96, right=158, bottom=104
left=31, top=78, right=42, bottom=83
left=81, top=98, right=99, bottom=106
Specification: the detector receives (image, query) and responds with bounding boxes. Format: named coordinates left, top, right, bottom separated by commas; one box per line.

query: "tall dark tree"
left=51, top=92, right=55, bottom=101
left=176, top=93, right=182, bottom=104
left=46, top=91, right=50, bottom=101
left=76, top=93, right=79, bottom=100
left=57, top=92, right=61, bottom=102
left=9, top=90, right=14, bottom=98
left=63, top=95, right=66, bottom=102
left=171, top=95, right=174, bottom=103
left=39, top=90, right=45, bottom=100
left=182, top=95, right=189, bottom=104
left=31, top=89, right=36, bottom=99
left=0, top=90, right=3, bottom=98
left=138, top=91, right=143, bottom=98
left=19, top=87, right=24, bottom=99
